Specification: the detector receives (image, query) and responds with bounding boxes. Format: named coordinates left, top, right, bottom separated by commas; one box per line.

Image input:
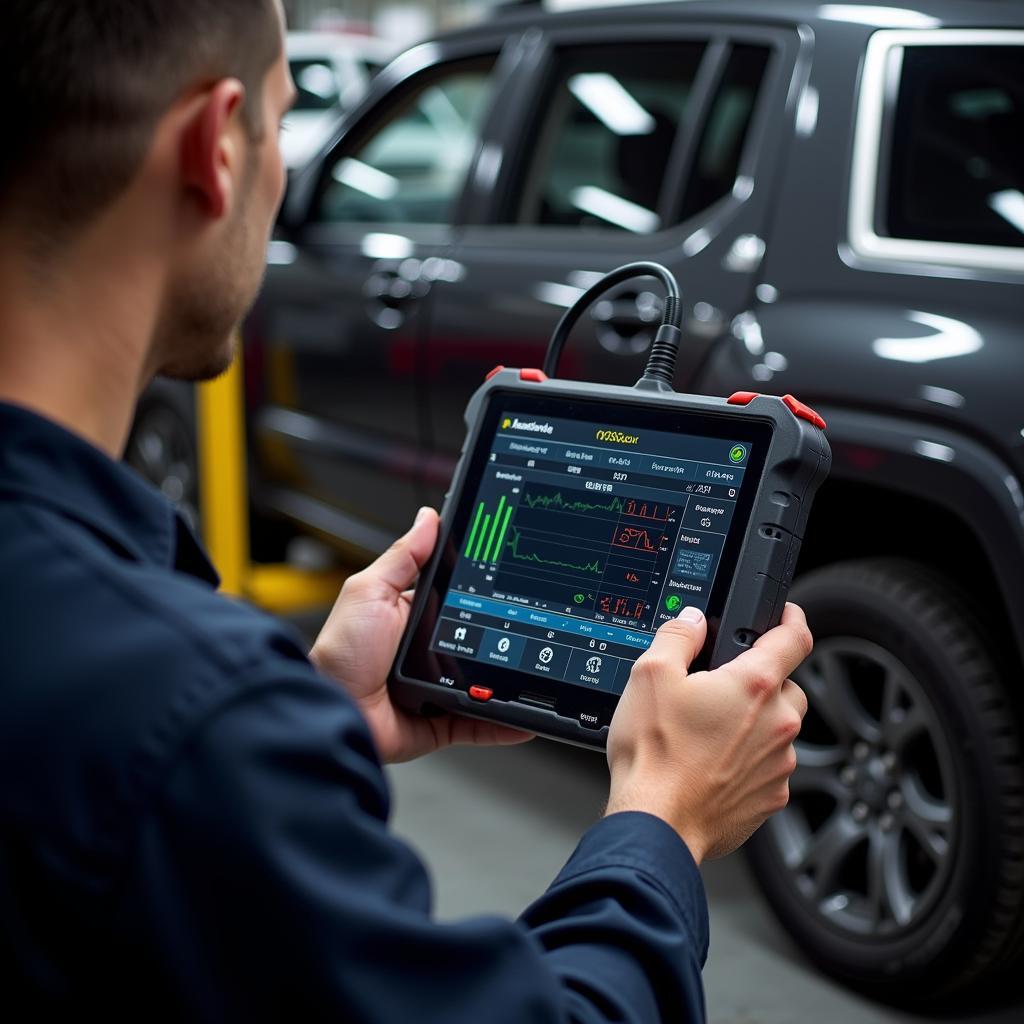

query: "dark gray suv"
left=131, top=0, right=1024, bottom=1004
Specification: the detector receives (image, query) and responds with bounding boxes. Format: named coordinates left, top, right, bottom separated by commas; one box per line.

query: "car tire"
left=125, top=382, right=200, bottom=533
left=745, top=558, right=1024, bottom=1004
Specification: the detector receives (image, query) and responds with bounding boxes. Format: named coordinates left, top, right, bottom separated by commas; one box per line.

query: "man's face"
left=158, top=13, right=295, bottom=383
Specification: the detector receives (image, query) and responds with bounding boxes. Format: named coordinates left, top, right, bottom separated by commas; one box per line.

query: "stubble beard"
left=154, top=162, right=267, bottom=384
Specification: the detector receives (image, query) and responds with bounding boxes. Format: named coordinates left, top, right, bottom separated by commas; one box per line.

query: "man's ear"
left=180, top=79, right=247, bottom=220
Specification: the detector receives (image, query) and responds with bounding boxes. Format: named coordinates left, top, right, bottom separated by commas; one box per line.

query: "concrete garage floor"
left=386, top=738, right=1023, bottom=1024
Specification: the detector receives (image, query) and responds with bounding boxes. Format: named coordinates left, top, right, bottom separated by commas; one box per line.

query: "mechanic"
left=0, top=2, right=810, bottom=1020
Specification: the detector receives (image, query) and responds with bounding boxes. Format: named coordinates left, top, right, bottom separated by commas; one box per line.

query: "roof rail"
left=494, top=0, right=545, bottom=16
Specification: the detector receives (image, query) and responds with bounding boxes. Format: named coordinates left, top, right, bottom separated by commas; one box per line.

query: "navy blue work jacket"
left=0, top=401, right=709, bottom=1022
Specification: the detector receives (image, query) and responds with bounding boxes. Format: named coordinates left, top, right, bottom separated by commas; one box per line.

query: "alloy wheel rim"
left=765, top=636, right=958, bottom=938
left=126, top=407, right=200, bottom=532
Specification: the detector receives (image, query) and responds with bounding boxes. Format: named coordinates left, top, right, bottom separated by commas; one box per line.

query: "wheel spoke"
left=770, top=807, right=813, bottom=871
left=901, top=813, right=950, bottom=863
left=790, top=743, right=847, bottom=799
left=795, top=811, right=866, bottom=898
left=170, top=458, right=194, bottom=490
left=899, top=776, right=952, bottom=862
left=868, top=829, right=915, bottom=927
left=882, top=695, right=928, bottom=753
left=129, top=433, right=165, bottom=478
left=798, top=649, right=880, bottom=745
left=902, top=775, right=952, bottom=826
left=766, top=633, right=961, bottom=940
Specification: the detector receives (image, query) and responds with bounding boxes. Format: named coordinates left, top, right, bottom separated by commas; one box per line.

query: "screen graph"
left=470, top=481, right=679, bottom=624
left=463, top=496, right=513, bottom=563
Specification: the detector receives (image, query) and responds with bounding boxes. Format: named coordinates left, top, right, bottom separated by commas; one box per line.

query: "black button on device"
left=518, top=691, right=556, bottom=710
left=578, top=710, right=603, bottom=730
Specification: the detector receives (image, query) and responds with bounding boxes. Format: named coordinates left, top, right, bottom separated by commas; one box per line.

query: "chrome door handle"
left=591, top=290, right=661, bottom=355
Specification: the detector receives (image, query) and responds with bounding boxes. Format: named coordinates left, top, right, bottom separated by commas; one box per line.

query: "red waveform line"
left=622, top=499, right=674, bottom=521
left=612, top=527, right=662, bottom=552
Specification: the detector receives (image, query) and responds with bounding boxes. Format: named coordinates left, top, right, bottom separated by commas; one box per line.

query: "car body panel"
left=237, top=1, right=1023, bottom=675
left=423, top=19, right=805, bottom=499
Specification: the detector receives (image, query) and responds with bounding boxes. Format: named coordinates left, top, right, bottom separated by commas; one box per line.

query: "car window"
left=884, top=45, right=1024, bottom=248
left=516, top=44, right=706, bottom=233
left=317, top=58, right=497, bottom=225
left=679, top=45, right=770, bottom=221
left=359, top=57, right=386, bottom=79
left=291, top=58, right=342, bottom=111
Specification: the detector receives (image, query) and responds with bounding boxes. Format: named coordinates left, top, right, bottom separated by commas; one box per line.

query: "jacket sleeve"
left=112, top=671, right=709, bottom=1023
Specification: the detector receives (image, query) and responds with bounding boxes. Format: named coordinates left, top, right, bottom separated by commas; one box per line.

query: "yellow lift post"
left=195, top=353, right=347, bottom=614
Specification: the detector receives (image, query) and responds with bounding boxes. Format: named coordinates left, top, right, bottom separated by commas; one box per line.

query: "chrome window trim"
left=848, top=29, right=1024, bottom=275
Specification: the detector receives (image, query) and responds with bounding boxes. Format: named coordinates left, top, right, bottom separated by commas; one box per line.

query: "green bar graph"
left=464, top=502, right=485, bottom=557
left=492, top=505, right=514, bottom=561
left=481, top=496, right=507, bottom=562
left=472, top=514, right=492, bottom=561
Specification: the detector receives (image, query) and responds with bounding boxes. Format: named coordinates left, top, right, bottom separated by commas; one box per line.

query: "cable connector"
left=637, top=323, right=683, bottom=391
left=541, top=261, right=682, bottom=387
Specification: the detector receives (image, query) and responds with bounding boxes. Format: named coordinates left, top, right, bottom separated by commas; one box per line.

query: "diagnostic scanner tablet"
left=390, top=264, right=830, bottom=749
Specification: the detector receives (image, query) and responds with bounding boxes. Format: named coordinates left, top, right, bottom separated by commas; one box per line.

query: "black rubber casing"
left=390, top=370, right=831, bottom=749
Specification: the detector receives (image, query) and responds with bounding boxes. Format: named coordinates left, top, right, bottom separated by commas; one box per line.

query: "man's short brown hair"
left=1, top=0, right=281, bottom=240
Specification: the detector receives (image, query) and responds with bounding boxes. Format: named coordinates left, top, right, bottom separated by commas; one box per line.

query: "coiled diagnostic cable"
left=541, top=261, right=683, bottom=391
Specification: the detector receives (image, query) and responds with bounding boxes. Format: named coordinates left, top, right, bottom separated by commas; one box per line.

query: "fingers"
left=780, top=678, right=809, bottom=720
left=729, top=603, right=813, bottom=696
left=631, top=607, right=708, bottom=682
left=353, top=507, right=440, bottom=599
left=449, top=716, right=535, bottom=748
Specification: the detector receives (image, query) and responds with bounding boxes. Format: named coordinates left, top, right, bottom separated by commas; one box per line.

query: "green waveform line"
left=506, top=527, right=603, bottom=575
left=523, top=491, right=625, bottom=515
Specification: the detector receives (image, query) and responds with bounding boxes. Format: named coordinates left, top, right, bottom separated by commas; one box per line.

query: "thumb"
left=365, top=507, right=440, bottom=597
left=641, top=606, right=707, bottom=674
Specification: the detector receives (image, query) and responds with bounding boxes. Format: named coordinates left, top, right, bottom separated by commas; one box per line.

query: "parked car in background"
left=281, top=31, right=397, bottom=170
left=132, top=0, right=1024, bottom=1006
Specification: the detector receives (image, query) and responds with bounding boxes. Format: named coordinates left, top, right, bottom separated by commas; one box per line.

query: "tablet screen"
left=404, top=392, right=771, bottom=710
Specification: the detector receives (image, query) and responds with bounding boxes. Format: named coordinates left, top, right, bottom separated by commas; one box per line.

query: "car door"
left=421, top=21, right=803, bottom=506
left=246, top=44, right=508, bottom=551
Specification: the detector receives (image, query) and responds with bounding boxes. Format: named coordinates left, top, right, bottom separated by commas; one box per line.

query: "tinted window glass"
left=291, top=58, right=342, bottom=111
left=679, top=45, right=770, bottom=221
left=885, top=46, right=1024, bottom=248
left=359, top=58, right=386, bottom=79
left=517, top=44, right=706, bottom=233
left=318, top=59, right=496, bottom=225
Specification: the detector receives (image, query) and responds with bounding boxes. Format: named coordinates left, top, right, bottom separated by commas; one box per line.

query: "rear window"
left=513, top=42, right=769, bottom=234
left=517, top=43, right=706, bottom=233
left=680, top=45, right=771, bottom=222
left=884, top=45, right=1024, bottom=248
left=291, top=58, right=341, bottom=111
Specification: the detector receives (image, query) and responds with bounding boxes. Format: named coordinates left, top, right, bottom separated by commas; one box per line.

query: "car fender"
left=809, top=405, right=1024, bottom=667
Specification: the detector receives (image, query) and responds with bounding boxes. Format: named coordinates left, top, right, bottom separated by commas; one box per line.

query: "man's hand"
left=309, top=508, right=533, bottom=764
left=606, top=603, right=812, bottom=864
